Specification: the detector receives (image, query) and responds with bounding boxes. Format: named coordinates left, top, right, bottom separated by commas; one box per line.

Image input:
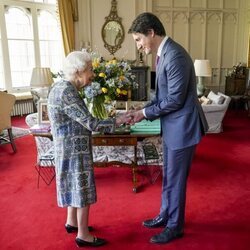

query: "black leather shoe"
left=65, top=224, right=93, bottom=233
left=75, top=237, right=107, bottom=247
left=143, top=215, right=167, bottom=228
left=150, top=227, right=184, bottom=244
left=65, top=224, right=78, bottom=233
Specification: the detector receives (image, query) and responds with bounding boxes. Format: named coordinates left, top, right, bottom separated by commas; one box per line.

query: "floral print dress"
left=48, top=80, right=115, bottom=208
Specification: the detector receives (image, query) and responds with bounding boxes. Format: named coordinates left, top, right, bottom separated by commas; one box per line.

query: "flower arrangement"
left=230, top=62, right=246, bottom=79
left=82, top=52, right=138, bottom=119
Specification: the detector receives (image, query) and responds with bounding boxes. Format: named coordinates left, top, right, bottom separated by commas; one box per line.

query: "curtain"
left=57, top=0, right=76, bottom=56
left=248, top=34, right=250, bottom=68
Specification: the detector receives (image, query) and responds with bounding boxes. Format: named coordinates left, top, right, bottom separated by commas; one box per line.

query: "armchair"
left=201, top=92, right=231, bottom=133
left=0, top=91, right=17, bottom=152
left=25, top=113, right=55, bottom=187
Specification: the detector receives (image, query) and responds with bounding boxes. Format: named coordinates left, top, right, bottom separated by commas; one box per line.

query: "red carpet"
left=0, top=111, right=250, bottom=250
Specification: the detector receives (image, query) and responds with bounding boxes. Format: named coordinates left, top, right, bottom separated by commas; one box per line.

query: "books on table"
left=130, top=119, right=161, bottom=134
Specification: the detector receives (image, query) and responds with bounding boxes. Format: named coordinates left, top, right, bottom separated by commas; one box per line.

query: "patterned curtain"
left=57, top=0, right=76, bottom=56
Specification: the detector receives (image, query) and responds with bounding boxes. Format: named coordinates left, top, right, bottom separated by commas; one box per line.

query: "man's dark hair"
left=128, top=12, right=166, bottom=36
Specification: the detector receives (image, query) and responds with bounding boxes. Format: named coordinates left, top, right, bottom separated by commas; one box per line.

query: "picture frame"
left=38, top=100, right=50, bottom=124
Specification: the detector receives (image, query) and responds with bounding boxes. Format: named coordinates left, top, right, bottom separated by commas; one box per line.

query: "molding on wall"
left=153, top=2, right=247, bottom=88
left=75, top=0, right=249, bottom=90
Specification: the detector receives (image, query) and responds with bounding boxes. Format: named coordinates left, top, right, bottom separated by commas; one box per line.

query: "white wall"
left=75, top=0, right=250, bottom=92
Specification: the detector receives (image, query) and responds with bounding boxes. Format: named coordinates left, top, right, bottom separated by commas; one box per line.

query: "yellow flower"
left=99, top=72, right=106, bottom=78
left=106, top=59, right=117, bottom=66
left=116, top=88, right=121, bottom=94
left=121, top=89, right=128, bottom=95
left=92, top=58, right=100, bottom=68
left=119, top=75, right=125, bottom=81
left=104, top=95, right=111, bottom=102
left=102, top=87, right=108, bottom=93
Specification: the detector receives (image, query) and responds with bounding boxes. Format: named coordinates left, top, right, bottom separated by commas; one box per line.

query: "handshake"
left=115, top=109, right=145, bottom=127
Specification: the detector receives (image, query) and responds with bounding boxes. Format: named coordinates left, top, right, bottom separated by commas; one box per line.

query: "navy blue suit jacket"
left=145, top=38, right=208, bottom=150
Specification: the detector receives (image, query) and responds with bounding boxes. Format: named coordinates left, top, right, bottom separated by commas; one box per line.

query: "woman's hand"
left=115, top=113, right=133, bottom=127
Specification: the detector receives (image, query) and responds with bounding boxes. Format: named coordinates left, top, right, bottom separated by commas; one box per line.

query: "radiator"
left=11, top=99, right=34, bottom=116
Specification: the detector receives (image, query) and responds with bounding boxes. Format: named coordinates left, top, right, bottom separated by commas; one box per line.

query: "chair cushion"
left=13, top=91, right=33, bottom=100
left=207, top=91, right=225, bottom=104
left=39, top=146, right=55, bottom=166
left=200, top=96, right=212, bottom=105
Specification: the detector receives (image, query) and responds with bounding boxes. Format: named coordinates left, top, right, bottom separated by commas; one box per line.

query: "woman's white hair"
left=63, top=51, right=92, bottom=81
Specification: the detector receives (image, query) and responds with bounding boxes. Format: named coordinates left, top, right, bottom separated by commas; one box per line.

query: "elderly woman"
left=48, top=51, right=128, bottom=247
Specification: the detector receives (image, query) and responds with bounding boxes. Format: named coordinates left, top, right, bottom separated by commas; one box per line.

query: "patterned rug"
left=0, top=127, right=30, bottom=145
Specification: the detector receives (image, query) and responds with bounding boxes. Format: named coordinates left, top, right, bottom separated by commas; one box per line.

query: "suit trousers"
left=160, top=141, right=196, bottom=230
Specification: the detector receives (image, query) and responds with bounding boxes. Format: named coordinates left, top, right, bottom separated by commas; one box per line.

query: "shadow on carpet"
left=0, top=127, right=30, bottom=145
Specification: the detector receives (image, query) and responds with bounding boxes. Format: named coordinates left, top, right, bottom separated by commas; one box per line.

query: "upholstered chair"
left=0, top=91, right=17, bottom=152
left=201, top=91, right=231, bottom=133
left=25, top=113, right=55, bottom=187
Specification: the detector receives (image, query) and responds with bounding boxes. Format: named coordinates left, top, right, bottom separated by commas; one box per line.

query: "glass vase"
left=91, top=96, right=108, bottom=119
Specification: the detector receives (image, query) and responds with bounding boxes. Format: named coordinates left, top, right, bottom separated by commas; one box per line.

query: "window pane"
left=40, top=41, right=63, bottom=70
left=2, top=2, right=61, bottom=90
left=18, top=0, right=56, bottom=4
left=5, top=7, right=34, bottom=88
left=5, top=7, right=33, bottom=39
left=34, top=0, right=57, bottom=3
left=8, top=40, right=35, bottom=88
left=38, top=10, right=63, bottom=73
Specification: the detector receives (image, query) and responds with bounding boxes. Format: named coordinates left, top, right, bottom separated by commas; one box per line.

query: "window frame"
left=0, top=0, right=62, bottom=92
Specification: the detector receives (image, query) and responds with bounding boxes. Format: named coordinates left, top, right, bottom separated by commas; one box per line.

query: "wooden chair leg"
left=7, top=128, right=17, bottom=153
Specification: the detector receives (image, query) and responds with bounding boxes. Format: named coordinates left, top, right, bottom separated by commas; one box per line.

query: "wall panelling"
left=75, top=0, right=250, bottom=94
left=152, top=0, right=249, bottom=92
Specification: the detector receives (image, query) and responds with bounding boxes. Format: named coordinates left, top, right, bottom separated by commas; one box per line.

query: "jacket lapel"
left=155, top=38, right=172, bottom=96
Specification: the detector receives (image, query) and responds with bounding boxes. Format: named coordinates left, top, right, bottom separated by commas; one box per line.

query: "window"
left=38, top=10, right=63, bottom=72
left=0, top=0, right=63, bottom=92
left=0, top=37, right=4, bottom=89
left=5, top=7, right=35, bottom=88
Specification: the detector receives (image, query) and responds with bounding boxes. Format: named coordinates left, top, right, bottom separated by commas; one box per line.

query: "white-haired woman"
left=48, top=51, right=128, bottom=247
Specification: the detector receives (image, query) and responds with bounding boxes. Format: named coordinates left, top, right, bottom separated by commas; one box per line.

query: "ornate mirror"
left=101, top=0, right=125, bottom=55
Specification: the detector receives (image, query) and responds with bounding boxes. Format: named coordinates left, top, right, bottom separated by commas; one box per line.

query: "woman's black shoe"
left=65, top=224, right=93, bottom=233
left=65, top=224, right=78, bottom=233
left=75, top=237, right=107, bottom=247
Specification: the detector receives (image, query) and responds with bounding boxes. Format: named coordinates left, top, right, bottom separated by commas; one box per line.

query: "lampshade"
left=30, top=67, right=53, bottom=88
left=194, top=60, right=212, bottom=77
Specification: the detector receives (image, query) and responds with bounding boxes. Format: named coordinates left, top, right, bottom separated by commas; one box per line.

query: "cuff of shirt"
left=142, top=108, right=147, bottom=118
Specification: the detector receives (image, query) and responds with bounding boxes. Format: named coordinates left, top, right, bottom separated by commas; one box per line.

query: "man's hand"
left=127, top=109, right=145, bottom=124
left=116, top=113, right=133, bottom=127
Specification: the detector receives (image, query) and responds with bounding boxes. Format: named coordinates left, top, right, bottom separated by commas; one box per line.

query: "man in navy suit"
left=128, top=12, right=208, bottom=244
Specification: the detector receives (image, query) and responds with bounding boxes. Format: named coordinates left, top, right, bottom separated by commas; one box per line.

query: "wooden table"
left=92, top=132, right=159, bottom=192
left=31, top=131, right=159, bottom=192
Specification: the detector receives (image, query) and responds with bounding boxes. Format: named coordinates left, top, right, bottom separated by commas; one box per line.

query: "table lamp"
left=194, top=59, right=212, bottom=96
left=30, top=67, right=54, bottom=100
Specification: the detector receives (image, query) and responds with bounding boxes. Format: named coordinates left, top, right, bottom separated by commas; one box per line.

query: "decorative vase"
left=91, top=97, right=108, bottom=119
left=86, top=96, right=117, bottom=120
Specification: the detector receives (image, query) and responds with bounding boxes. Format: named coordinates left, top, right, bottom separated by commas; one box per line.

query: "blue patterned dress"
left=48, top=80, right=115, bottom=207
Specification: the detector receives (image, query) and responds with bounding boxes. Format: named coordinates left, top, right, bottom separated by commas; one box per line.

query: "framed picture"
left=38, top=100, right=50, bottom=124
